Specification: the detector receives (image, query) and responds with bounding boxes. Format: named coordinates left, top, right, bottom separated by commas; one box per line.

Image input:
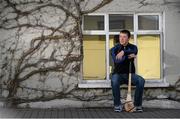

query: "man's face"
left=119, top=33, right=129, bottom=46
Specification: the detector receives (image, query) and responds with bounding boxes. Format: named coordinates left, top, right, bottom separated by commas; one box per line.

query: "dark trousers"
left=111, top=73, right=145, bottom=107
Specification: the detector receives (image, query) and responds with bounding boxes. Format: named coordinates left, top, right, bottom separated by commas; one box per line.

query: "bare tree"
left=0, top=0, right=113, bottom=106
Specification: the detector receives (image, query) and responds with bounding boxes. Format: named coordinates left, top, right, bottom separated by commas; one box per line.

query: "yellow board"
left=137, top=35, right=160, bottom=79
left=83, top=35, right=106, bottom=80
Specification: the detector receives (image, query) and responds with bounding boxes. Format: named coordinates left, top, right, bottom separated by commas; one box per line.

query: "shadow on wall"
left=164, top=51, right=180, bottom=76
left=164, top=51, right=180, bottom=87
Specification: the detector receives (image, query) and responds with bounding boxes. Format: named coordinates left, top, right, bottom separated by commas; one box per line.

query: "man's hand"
left=116, top=51, right=124, bottom=60
left=128, top=53, right=136, bottom=59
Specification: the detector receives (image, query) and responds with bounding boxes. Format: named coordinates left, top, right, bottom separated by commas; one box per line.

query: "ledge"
left=78, top=80, right=169, bottom=88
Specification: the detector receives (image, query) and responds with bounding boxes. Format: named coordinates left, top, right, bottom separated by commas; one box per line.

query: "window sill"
left=78, top=80, right=169, bottom=88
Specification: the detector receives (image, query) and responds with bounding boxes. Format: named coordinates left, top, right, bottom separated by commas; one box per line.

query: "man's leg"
left=111, top=73, right=126, bottom=110
left=131, top=74, right=145, bottom=107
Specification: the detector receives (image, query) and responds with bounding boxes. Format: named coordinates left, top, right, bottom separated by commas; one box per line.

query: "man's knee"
left=134, top=74, right=145, bottom=86
left=137, top=75, right=145, bottom=86
left=111, top=74, right=120, bottom=86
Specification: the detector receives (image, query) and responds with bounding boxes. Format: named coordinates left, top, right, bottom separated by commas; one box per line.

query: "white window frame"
left=78, top=12, right=169, bottom=88
left=82, top=13, right=106, bottom=35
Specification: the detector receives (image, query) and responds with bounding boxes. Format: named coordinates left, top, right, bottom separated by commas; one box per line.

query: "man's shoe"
left=114, top=105, right=123, bottom=112
left=134, top=106, right=143, bottom=112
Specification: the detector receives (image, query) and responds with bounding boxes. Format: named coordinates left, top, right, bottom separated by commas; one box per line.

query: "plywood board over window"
left=137, top=35, right=160, bottom=79
left=83, top=35, right=106, bottom=80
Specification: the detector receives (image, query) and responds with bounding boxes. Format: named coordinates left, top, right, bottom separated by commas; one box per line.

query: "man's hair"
left=120, top=29, right=131, bottom=38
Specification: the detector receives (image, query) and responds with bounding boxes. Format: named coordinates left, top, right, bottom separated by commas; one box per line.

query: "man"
left=111, top=30, right=145, bottom=112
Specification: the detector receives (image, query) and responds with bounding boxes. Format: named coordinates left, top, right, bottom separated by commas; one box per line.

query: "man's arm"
left=124, top=45, right=138, bottom=59
left=123, top=45, right=138, bottom=55
left=111, top=45, right=126, bottom=63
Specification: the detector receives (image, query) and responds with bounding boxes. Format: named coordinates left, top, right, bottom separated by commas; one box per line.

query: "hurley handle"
left=129, top=60, right=132, bottom=73
left=128, top=60, right=132, bottom=94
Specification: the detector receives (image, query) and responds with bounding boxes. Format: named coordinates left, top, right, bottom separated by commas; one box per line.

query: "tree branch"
left=82, top=0, right=113, bottom=14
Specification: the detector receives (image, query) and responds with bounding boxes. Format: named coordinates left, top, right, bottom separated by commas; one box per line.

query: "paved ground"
left=0, top=107, right=180, bottom=118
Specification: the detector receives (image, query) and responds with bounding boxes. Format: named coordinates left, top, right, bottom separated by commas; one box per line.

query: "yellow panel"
left=137, top=35, right=160, bottom=79
left=83, top=35, right=106, bottom=80
left=109, top=36, right=115, bottom=75
left=109, top=36, right=114, bottom=49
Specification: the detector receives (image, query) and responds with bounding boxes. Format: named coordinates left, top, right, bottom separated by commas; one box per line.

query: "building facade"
left=0, top=0, right=180, bottom=108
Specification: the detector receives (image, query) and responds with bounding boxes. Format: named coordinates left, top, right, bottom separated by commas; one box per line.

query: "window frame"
left=135, top=13, right=164, bottom=82
left=82, top=13, right=110, bottom=83
left=79, top=12, right=169, bottom=88
left=82, top=13, right=107, bottom=35
left=136, top=13, right=162, bottom=32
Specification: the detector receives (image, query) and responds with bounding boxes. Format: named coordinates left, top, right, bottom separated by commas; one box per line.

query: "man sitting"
left=111, top=30, right=145, bottom=112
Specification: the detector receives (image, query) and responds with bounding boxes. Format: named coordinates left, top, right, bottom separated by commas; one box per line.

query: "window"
left=83, top=15, right=104, bottom=30
left=138, top=15, right=159, bottom=30
left=82, top=13, right=163, bottom=82
left=136, top=14, right=162, bottom=79
left=109, top=14, right=133, bottom=32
